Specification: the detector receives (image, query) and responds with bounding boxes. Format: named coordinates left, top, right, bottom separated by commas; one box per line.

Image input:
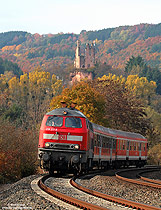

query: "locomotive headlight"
left=45, top=142, right=50, bottom=148
left=74, top=144, right=79, bottom=150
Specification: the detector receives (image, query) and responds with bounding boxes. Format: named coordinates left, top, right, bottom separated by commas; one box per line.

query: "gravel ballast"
left=0, top=175, right=65, bottom=210
left=79, top=174, right=161, bottom=208
left=1, top=170, right=161, bottom=209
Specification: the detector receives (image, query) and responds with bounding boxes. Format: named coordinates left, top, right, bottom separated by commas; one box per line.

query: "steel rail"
left=71, top=175, right=161, bottom=210
left=139, top=176, right=161, bottom=185
left=38, top=175, right=109, bottom=210
left=116, top=168, right=161, bottom=189
left=138, top=169, right=161, bottom=185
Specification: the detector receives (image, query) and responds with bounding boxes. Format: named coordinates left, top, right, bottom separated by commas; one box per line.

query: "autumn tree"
left=125, top=75, right=156, bottom=104
left=0, top=119, right=38, bottom=183
left=0, top=67, right=63, bottom=128
left=99, top=73, right=157, bottom=105
left=50, top=81, right=106, bottom=125
left=94, top=75, right=151, bottom=136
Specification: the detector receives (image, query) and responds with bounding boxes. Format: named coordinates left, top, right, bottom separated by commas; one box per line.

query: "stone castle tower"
left=74, top=40, right=95, bottom=69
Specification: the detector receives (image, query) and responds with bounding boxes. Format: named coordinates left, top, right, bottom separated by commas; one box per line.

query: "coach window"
left=106, top=141, right=108, bottom=148
left=127, top=141, right=129, bottom=150
left=94, top=134, right=97, bottom=146
left=109, top=138, right=112, bottom=148
left=113, top=139, right=116, bottom=150
left=117, top=139, right=119, bottom=149
left=132, top=142, right=134, bottom=151
left=103, top=142, right=106, bottom=148
left=139, top=143, right=141, bottom=151
left=134, top=142, right=136, bottom=151
left=122, top=140, right=125, bottom=150
left=106, top=138, right=109, bottom=148
left=124, top=141, right=126, bottom=150
left=104, top=137, right=107, bottom=148
left=120, top=140, right=122, bottom=150
left=97, top=135, right=101, bottom=147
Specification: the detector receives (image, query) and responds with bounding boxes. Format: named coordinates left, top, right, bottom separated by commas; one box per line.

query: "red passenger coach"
left=92, top=124, right=147, bottom=169
left=38, top=108, right=147, bottom=175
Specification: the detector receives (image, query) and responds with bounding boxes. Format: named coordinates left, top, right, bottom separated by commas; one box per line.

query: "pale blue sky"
left=0, top=0, right=161, bottom=34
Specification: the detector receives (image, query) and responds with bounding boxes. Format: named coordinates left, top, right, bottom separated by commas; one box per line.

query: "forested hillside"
left=0, top=23, right=161, bottom=75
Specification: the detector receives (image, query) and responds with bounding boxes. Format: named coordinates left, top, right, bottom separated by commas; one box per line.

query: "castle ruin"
left=74, top=40, right=96, bottom=69
left=70, top=40, right=96, bottom=85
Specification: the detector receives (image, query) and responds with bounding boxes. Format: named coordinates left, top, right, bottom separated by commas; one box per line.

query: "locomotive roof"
left=46, top=108, right=145, bottom=140
left=46, top=108, right=87, bottom=118
left=92, top=123, right=146, bottom=140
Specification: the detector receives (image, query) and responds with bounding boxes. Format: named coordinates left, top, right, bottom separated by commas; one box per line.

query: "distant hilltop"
left=0, top=23, right=161, bottom=74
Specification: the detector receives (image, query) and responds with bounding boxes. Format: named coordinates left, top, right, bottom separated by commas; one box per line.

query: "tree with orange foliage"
left=50, top=81, right=106, bottom=125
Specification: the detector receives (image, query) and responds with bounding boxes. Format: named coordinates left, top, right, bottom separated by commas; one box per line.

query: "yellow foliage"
left=19, top=74, right=28, bottom=86
left=148, top=144, right=161, bottom=165
left=98, top=73, right=126, bottom=85
left=13, top=53, right=21, bottom=57
left=126, top=75, right=156, bottom=100
left=50, top=81, right=106, bottom=124
left=99, top=73, right=156, bottom=101
left=8, top=77, right=20, bottom=91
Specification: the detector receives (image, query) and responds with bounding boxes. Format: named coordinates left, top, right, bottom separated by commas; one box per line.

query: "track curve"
left=35, top=169, right=161, bottom=210
left=38, top=175, right=109, bottom=210
left=72, top=174, right=161, bottom=210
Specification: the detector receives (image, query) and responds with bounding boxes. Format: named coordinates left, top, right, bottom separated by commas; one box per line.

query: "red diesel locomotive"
left=38, top=108, right=147, bottom=174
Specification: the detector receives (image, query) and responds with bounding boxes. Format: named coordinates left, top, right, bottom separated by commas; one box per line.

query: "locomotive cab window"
left=46, top=116, right=63, bottom=127
left=86, top=119, right=93, bottom=131
left=65, top=117, right=82, bottom=128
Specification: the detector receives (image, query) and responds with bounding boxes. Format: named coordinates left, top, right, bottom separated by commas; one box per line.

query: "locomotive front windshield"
left=46, top=116, right=82, bottom=128
left=46, top=116, right=63, bottom=127
left=65, top=117, right=82, bottom=128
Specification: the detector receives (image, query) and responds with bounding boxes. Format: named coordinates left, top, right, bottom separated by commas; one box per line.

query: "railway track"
left=37, top=175, right=124, bottom=210
left=32, top=168, right=161, bottom=210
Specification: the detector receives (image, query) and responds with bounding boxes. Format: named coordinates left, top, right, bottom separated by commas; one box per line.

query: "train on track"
left=38, top=108, right=148, bottom=175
